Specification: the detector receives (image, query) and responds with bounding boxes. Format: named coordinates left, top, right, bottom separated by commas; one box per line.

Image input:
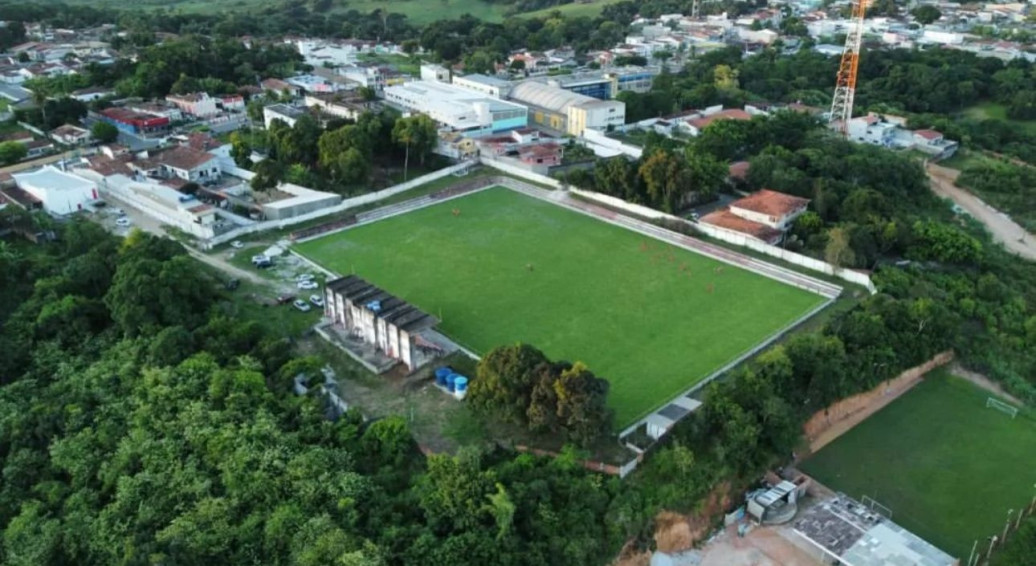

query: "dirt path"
left=949, top=364, right=1024, bottom=406
left=186, top=248, right=268, bottom=286
left=926, top=163, right=1036, bottom=261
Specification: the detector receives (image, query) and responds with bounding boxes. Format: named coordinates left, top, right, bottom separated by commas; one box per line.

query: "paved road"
left=98, top=189, right=270, bottom=286
left=0, top=147, right=95, bottom=175
left=927, top=163, right=1036, bottom=261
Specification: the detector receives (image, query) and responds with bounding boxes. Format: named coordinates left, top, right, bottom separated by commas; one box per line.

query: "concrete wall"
left=581, top=128, right=643, bottom=159
left=567, top=187, right=876, bottom=293
left=203, top=160, right=475, bottom=248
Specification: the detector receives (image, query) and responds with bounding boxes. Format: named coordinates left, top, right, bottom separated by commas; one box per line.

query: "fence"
left=515, top=444, right=644, bottom=478
left=568, top=187, right=877, bottom=293
left=202, top=160, right=475, bottom=248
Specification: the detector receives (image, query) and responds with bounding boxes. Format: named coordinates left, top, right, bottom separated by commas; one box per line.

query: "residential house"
left=49, top=124, right=90, bottom=145
left=132, top=146, right=221, bottom=183
left=681, top=107, right=752, bottom=136
left=166, top=92, right=220, bottom=118
left=303, top=93, right=375, bottom=121
left=96, top=107, right=170, bottom=135
left=70, top=86, right=114, bottom=102
left=25, top=139, right=55, bottom=158
left=436, top=131, right=478, bottom=160
left=263, top=103, right=307, bottom=128
left=518, top=142, right=563, bottom=167
left=261, top=78, right=302, bottom=99
left=701, top=189, right=810, bottom=244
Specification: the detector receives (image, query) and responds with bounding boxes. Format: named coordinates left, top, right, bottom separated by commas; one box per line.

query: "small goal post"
left=861, top=495, right=893, bottom=519
left=986, top=397, right=1019, bottom=419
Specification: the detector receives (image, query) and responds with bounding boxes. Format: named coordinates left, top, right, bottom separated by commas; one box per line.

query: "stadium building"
left=383, top=80, right=528, bottom=136
left=508, top=80, right=625, bottom=136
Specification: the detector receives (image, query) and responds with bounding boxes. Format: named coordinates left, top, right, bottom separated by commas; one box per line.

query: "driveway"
left=927, top=163, right=1036, bottom=261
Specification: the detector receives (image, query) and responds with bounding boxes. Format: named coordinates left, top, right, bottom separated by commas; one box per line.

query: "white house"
left=166, top=92, right=220, bottom=118
left=131, top=146, right=221, bottom=183
left=12, top=166, right=99, bottom=215
left=49, top=124, right=90, bottom=146
left=263, top=104, right=307, bottom=128
left=846, top=114, right=900, bottom=146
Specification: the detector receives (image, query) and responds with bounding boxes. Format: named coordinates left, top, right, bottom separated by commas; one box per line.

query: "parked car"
left=230, top=240, right=244, bottom=249
left=115, top=217, right=131, bottom=227
left=252, top=254, right=272, bottom=268
left=276, top=294, right=296, bottom=305
left=297, top=280, right=319, bottom=290
left=293, top=299, right=312, bottom=312
left=250, top=254, right=267, bottom=265
left=309, top=294, right=324, bottom=307
left=296, top=273, right=315, bottom=282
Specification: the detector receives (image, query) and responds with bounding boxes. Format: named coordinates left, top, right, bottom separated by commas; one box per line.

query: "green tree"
left=0, top=141, right=27, bottom=165
left=90, top=121, right=118, bottom=144
left=392, top=114, right=437, bottom=182
left=825, top=227, right=857, bottom=267
left=910, top=5, right=941, bottom=25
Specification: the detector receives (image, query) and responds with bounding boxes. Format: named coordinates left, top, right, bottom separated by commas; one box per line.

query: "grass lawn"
left=963, top=102, right=1036, bottom=135
left=295, top=187, right=825, bottom=427
left=801, top=370, right=1036, bottom=560
left=520, top=0, right=625, bottom=19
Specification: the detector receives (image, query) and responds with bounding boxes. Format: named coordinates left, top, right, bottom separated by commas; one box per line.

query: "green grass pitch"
left=296, top=187, right=826, bottom=427
left=802, top=370, right=1036, bottom=559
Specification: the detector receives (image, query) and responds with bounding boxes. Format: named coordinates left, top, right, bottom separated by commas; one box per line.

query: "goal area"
left=986, top=397, right=1019, bottom=419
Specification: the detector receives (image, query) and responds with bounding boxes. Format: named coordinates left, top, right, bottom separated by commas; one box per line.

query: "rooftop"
left=326, top=275, right=439, bottom=333
left=455, top=73, right=512, bottom=88
left=728, top=161, right=750, bottom=181
left=151, top=146, right=217, bottom=171
left=914, top=129, right=943, bottom=141
left=700, top=209, right=782, bottom=243
left=509, top=80, right=603, bottom=114
left=730, top=189, right=810, bottom=218
left=13, top=165, right=95, bottom=194
left=794, top=495, right=956, bottom=566
left=687, top=108, right=752, bottom=130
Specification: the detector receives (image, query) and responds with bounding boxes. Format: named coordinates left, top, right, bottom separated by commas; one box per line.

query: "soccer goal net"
left=986, top=397, right=1019, bottom=419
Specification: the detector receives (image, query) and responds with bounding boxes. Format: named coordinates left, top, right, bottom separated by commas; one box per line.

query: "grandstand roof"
left=509, top=81, right=599, bottom=114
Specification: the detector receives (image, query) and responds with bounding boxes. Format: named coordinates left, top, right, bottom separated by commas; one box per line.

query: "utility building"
left=324, top=276, right=440, bottom=372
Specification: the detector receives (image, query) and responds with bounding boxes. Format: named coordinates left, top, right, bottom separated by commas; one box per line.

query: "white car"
left=115, top=217, right=132, bottom=227
left=297, top=280, right=319, bottom=290
left=230, top=240, right=244, bottom=249
left=296, top=273, right=315, bottom=282
left=292, top=299, right=312, bottom=312
left=309, top=294, right=324, bottom=307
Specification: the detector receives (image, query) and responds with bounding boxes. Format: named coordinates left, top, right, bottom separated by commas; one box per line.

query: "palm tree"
left=29, top=88, right=48, bottom=126
left=392, top=118, right=416, bottom=182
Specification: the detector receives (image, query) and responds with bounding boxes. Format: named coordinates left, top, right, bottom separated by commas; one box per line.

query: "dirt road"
left=927, top=163, right=1036, bottom=261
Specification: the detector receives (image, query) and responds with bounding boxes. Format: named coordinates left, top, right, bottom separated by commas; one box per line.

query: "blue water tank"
left=434, top=367, right=452, bottom=386
left=445, top=373, right=456, bottom=392
left=454, top=376, right=468, bottom=393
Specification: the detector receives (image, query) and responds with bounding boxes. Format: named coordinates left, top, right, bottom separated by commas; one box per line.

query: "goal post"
left=861, top=495, right=893, bottom=519
left=986, top=397, right=1019, bottom=419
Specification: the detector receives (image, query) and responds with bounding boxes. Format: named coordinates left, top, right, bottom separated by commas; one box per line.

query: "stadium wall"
left=803, top=350, right=954, bottom=454
left=202, top=160, right=476, bottom=248
left=566, top=187, right=877, bottom=293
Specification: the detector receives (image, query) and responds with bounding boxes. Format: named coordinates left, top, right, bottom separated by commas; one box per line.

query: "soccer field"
left=802, top=370, right=1036, bottom=559
left=296, top=187, right=826, bottom=427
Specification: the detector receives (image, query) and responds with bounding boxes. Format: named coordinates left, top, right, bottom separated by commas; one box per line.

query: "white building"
left=508, top=80, right=625, bottom=136
left=451, top=74, right=513, bottom=98
left=847, top=113, right=902, bottom=146
left=165, top=92, right=220, bottom=118
left=384, top=80, right=528, bottom=135
left=264, top=104, right=307, bottom=128
left=12, top=166, right=99, bottom=215
left=420, top=63, right=451, bottom=83
left=131, top=146, right=222, bottom=183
